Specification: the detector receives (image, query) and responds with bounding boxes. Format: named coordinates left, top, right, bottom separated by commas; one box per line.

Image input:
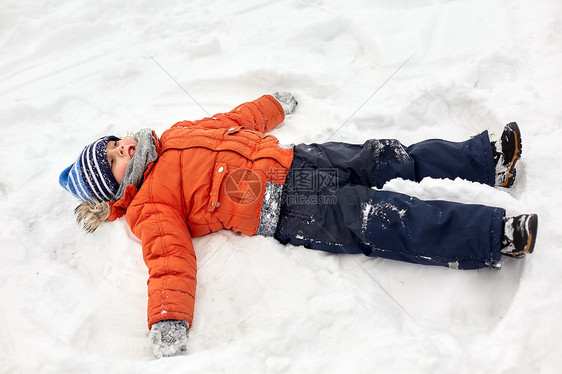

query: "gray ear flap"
left=74, top=199, right=111, bottom=233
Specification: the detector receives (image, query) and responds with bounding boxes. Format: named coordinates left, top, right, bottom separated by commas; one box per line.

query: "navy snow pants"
left=274, top=131, right=505, bottom=270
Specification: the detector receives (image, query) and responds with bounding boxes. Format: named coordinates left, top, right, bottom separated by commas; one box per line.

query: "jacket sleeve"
left=174, top=94, right=286, bottom=133
left=128, top=200, right=197, bottom=330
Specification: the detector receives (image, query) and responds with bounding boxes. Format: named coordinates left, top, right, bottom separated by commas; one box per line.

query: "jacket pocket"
left=207, top=162, right=228, bottom=213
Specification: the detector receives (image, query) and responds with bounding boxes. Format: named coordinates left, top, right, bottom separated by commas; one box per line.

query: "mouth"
left=129, top=146, right=136, bottom=159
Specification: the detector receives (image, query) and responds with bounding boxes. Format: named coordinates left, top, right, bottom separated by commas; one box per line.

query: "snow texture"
left=256, top=181, right=283, bottom=237
left=1, top=0, right=562, bottom=373
left=363, top=201, right=407, bottom=229
left=502, top=216, right=517, bottom=254
left=371, top=139, right=411, bottom=164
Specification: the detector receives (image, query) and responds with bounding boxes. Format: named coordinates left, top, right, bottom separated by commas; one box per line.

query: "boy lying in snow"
left=59, top=93, right=538, bottom=358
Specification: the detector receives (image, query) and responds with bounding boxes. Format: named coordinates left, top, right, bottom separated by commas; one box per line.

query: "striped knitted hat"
left=59, top=135, right=120, bottom=202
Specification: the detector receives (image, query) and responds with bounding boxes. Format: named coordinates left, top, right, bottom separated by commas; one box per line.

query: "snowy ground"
left=1, top=0, right=562, bottom=373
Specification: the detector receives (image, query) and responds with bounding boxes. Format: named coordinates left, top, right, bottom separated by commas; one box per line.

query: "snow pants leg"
left=274, top=131, right=505, bottom=269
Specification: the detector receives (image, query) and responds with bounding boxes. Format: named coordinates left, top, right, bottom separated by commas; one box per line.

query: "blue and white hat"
left=59, top=135, right=120, bottom=202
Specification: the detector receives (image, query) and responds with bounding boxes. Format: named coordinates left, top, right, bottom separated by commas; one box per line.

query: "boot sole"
left=500, top=122, right=522, bottom=187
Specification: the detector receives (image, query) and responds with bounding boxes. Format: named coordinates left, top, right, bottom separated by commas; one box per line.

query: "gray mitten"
left=149, top=319, right=189, bottom=358
left=272, top=92, right=298, bottom=115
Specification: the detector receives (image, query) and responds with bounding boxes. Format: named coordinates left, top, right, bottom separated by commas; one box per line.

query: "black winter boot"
left=492, top=122, right=522, bottom=188
left=501, top=214, right=538, bottom=258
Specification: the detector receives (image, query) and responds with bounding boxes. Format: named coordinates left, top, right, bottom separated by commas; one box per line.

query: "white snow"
left=2, top=0, right=562, bottom=373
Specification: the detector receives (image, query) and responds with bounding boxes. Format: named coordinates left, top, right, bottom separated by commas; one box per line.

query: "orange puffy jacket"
left=108, top=95, right=293, bottom=329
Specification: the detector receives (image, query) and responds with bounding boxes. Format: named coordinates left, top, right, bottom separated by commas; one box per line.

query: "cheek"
left=114, top=160, right=130, bottom=183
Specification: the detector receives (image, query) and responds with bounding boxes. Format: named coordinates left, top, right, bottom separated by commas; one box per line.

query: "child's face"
left=106, top=138, right=138, bottom=184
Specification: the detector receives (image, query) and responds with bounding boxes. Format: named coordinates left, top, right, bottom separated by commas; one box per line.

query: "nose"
left=109, top=144, right=125, bottom=158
